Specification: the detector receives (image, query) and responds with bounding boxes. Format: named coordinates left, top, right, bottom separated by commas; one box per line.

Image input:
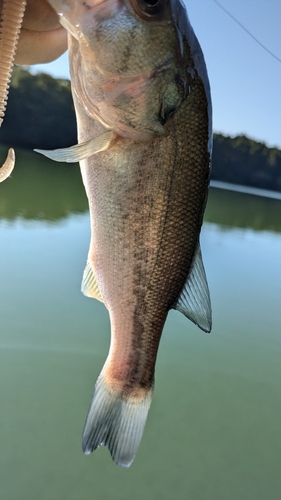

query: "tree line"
left=0, top=66, right=77, bottom=150
left=1, top=67, right=281, bottom=192
left=212, top=133, right=281, bottom=191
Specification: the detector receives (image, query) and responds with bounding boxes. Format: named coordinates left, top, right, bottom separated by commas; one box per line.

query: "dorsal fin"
left=81, top=260, right=103, bottom=303
left=173, top=244, right=212, bottom=333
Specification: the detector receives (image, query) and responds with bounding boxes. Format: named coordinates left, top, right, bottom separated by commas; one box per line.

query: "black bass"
left=39, top=0, right=212, bottom=467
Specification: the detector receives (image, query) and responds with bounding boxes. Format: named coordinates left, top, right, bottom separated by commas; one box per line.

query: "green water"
left=1, top=149, right=281, bottom=499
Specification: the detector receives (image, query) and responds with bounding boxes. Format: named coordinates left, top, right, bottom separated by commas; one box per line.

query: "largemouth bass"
left=43, top=0, right=212, bottom=467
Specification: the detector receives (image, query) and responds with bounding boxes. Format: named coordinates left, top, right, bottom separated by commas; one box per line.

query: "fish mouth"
left=82, top=0, right=115, bottom=7
left=78, top=0, right=122, bottom=21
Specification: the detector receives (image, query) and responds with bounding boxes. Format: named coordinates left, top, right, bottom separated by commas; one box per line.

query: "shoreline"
left=210, top=180, right=281, bottom=200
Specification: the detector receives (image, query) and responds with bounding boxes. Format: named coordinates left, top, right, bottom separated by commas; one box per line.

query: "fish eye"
left=144, top=0, right=160, bottom=7
left=130, top=0, right=168, bottom=20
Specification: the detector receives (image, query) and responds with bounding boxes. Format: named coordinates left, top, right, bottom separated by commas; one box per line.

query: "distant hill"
left=0, top=66, right=77, bottom=150
left=1, top=67, right=281, bottom=192
left=212, top=133, right=281, bottom=192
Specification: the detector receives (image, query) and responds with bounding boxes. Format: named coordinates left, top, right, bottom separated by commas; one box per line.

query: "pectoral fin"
left=34, top=131, right=114, bottom=163
left=173, top=244, right=212, bottom=333
left=81, top=260, right=103, bottom=303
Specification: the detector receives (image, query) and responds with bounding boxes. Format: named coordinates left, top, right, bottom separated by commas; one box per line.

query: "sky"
left=31, top=0, right=281, bottom=149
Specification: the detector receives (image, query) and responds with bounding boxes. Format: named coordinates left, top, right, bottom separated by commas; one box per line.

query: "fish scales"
left=79, top=74, right=209, bottom=415
left=38, top=0, right=212, bottom=467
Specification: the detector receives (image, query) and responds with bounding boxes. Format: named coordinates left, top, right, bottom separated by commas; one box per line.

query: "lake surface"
left=1, top=148, right=281, bottom=500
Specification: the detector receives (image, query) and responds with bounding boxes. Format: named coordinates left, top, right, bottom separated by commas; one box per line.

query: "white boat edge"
left=210, top=180, right=281, bottom=201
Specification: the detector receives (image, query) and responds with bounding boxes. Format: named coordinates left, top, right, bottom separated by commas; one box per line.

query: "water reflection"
left=206, top=185, right=281, bottom=233
left=0, top=146, right=88, bottom=221
left=1, top=152, right=281, bottom=500
left=1, top=146, right=281, bottom=234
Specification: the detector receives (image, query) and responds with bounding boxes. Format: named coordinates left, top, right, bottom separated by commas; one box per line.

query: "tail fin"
left=82, top=374, right=153, bottom=467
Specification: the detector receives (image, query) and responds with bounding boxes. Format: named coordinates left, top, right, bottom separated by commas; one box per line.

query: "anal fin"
left=81, top=260, right=103, bottom=303
left=173, top=244, right=212, bottom=333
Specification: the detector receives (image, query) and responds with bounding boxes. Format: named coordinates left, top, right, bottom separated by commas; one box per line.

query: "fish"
left=11, top=0, right=212, bottom=467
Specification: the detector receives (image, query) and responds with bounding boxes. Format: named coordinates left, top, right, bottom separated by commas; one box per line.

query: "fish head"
left=47, top=0, right=206, bottom=141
